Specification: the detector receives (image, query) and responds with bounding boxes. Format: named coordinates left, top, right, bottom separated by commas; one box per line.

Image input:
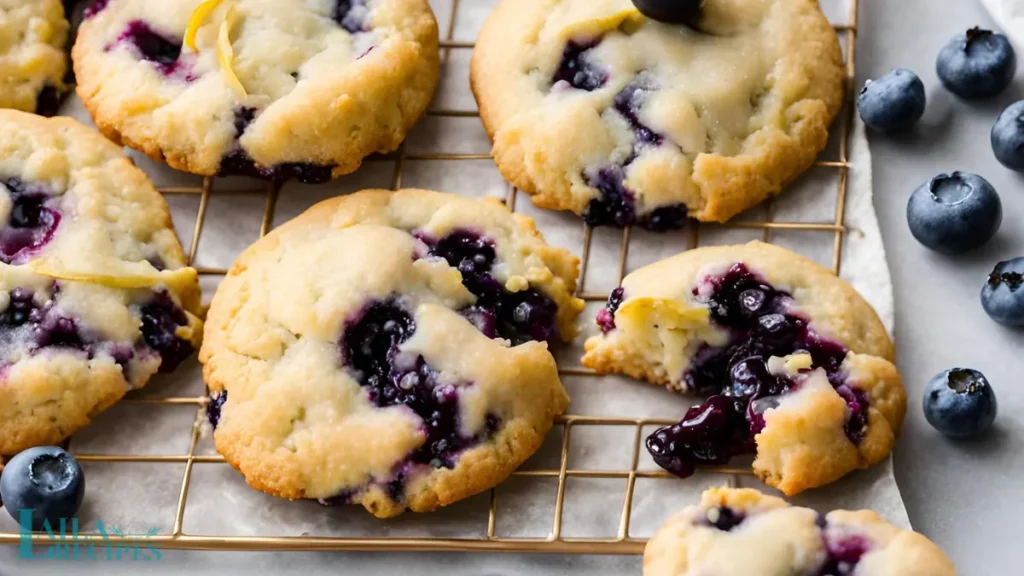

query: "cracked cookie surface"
left=471, top=0, right=844, bottom=229
left=73, top=0, right=438, bottom=182
left=200, top=189, right=583, bottom=517
left=644, top=488, right=956, bottom=575
left=582, top=242, right=905, bottom=495
left=0, top=110, right=202, bottom=454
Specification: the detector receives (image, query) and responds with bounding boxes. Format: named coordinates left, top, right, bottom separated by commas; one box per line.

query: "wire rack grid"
left=0, top=0, right=861, bottom=555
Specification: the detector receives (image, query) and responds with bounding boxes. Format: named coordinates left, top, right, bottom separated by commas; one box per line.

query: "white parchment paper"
left=981, top=0, right=1024, bottom=48
left=0, top=0, right=909, bottom=572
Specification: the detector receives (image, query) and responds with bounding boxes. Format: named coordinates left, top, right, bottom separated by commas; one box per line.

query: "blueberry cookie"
left=644, top=488, right=956, bottom=575
left=0, top=0, right=69, bottom=116
left=0, top=110, right=202, bottom=454
left=72, top=0, right=438, bottom=183
left=200, top=189, right=583, bottom=517
left=471, top=0, right=845, bottom=230
left=582, top=242, right=905, bottom=495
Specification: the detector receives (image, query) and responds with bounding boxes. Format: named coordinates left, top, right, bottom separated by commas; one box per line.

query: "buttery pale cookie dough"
left=644, top=488, right=957, bottom=576
left=472, top=0, right=844, bottom=230
left=200, top=189, right=584, bottom=518
left=73, top=0, right=439, bottom=182
left=583, top=242, right=905, bottom=495
left=0, top=110, right=202, bottom=454
left=0, top=0, right=69, bottom=115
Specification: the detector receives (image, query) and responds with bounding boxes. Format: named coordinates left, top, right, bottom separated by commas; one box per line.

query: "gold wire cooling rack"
left=0, top=0, right=862, bottom=555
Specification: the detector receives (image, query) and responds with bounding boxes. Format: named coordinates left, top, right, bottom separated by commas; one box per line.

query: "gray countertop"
left=0, top=1, right=1018, bottom=574
left=862, top=0, right=1024, bottom=573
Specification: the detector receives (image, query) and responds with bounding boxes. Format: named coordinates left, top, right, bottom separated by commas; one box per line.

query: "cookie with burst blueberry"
left=72, top=0, right=438, bottom=183
left=200, top=189, right=584, bottom=518
left=644, top=487, right=956, bottom=576
left=470, top=0, right=844, bottom=230
left=582, top=242, right=905, bottom=495
left=0, top=0, right=69, bottom=115
left=0, top=111, right=202, bottom=454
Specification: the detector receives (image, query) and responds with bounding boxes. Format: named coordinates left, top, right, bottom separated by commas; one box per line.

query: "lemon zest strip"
left=217, top=4, right=247, bottom=96
left=185, top=0, right=225, bottom=52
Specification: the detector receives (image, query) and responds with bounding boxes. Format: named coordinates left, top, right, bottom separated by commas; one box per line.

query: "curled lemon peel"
left=615, top=297, right=710, bottom=330
left=559, top=8, right=646, bottom=39
left=28, top=257, right=200, bottom=291
left=185, top=0, right=225, bottom=52
left=217, top=3, right=247, bottom=96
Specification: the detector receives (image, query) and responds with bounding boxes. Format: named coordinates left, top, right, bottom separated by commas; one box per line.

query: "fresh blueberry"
left=0, top=447, right=85, bottom=531
left=857, top=69, right=926, bottom=133
left=981, top=258, right=1024, bottom=326
left=937, top=27, right=1016, bottom=99
left=991, top=100, right=1024, bottom=171
left=630, top=0, right=703, bottom=25
left=923, top=368, right=997, bottom=438
left=907, top=172, right=1001, bottom=254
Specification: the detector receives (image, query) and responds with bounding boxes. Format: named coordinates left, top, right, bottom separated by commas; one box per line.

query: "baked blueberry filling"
left=0, top=178, right=62, bottom=265
left=818, top=532, right=870, bottom=575
left=703, top=506, right=745, bottom=531
left=614, top=74, right=663, bottom=149
left=584, top=166, right=635, bottom=228
left=583, top=168, right=689, bottom=232
left=340, top=300, right=502, bottom=501
left=2, top=288, right=190, bottom=378
left=597, top=287, right=624, bottom=333
left=206, top=390, right=227, bottom=429
left=1, top=289, right=39, bottom=329
left=139, top=291, right=194, bottom=373
left=645, top=263, right=866, bottom=478
left=34, top=86, right=62, bottom=118
left=114, top=21, right=187, bottom=77
left=423, top=230, right=560, bottom=346
left=552, top=40, right=607, bottom=91
left=0, top=287, right=85, bottom=353
left=645, top=205, right=689, bottom=232
left=333, top=0, right=370, bottom=34
left=582, top=77, right=688, bottom=231
left=83, top=0, right=110, bottom=19
left=220, top=108, right=335, bottom=183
